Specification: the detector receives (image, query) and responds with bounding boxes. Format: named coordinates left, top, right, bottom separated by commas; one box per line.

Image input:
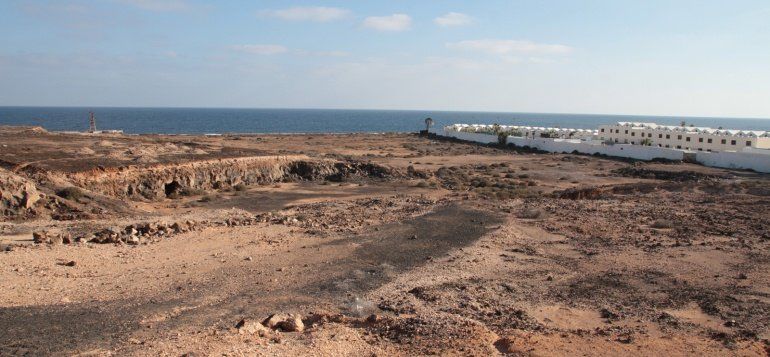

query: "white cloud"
left=362, top=14, right=412, bottom=32
left=118, top=0, right=190, bottom=12
left=446, top=39, right=573, bottom=55
left=231, top=45, right=348, bottom=57
left=294, top=50, right=350, bottom=57
left=260, top=6, right=351, bottom=22
left=434, top=12, right=472, bottom=27
left=231, top=44, right=289, bottom=55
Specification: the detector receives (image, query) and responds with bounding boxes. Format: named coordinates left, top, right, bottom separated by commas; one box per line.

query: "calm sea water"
left=1, top=107, right=769, bottom=134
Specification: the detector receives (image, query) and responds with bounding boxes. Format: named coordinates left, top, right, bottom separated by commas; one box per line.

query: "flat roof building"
left=597, top=122, right=770, bottom=152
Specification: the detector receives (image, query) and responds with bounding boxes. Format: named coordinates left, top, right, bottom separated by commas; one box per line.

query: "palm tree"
left=424, top=117, right=434, bottom=132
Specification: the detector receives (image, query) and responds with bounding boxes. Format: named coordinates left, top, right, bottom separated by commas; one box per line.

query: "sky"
left=1, top=0, right=769, bottom=118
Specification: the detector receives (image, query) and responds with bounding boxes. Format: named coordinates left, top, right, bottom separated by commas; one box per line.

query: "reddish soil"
left=1, top=126, right=768, bottom=356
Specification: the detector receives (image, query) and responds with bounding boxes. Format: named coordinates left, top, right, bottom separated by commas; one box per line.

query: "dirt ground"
left=1, top=126, right=769, bottom=356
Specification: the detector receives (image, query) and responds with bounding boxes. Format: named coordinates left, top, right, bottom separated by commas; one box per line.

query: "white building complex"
left=445, top=124, right=598, bottom=141
left=441, top=121, right=770, bottom=173
left=598, top=122, right=770, bottom=152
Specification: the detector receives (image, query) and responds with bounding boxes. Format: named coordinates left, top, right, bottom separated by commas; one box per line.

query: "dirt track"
left=1, top=127, right=769, bottom=356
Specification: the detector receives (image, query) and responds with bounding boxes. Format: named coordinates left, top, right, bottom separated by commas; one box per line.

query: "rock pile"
left=89, top=220, right=201, bottom=244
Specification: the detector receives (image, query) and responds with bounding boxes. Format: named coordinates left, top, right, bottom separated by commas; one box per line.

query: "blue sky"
left=1, top=0, right=769, bottom=118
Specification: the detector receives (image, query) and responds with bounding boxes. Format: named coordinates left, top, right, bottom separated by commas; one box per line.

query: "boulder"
left=0, top=169, right=40, bottom=215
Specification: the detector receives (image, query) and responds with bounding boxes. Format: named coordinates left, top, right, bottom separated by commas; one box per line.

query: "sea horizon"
left=2, top=106, right=770, bottom=134
left=3, top=105, right=770, bottom=121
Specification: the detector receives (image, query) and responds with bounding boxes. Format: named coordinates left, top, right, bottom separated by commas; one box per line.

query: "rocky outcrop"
left=66, top=156, right=396, bottom=200
left=0, top=168, right=41, bottom=216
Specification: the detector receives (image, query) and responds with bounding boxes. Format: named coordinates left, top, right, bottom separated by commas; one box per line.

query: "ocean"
left=1, top=107, right=769, bottom=134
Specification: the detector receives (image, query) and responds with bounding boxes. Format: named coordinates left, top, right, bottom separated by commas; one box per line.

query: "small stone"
left=235, top=318, right=269, bottom=336
left=245, top=256, right=253, bottom=261
left=32, top=231, right=48, bottom=244
left=408, top=234, right=417, bottom=240
left=49, top=234, right=63, bottom=245
left=60, top=260, right=77, bottom=267
left=262, top=313, right=304, bottom=332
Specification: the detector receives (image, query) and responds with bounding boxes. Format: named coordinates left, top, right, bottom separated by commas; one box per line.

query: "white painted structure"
left=446, top=124, right=597, bottom=141
left=597, top=122, right=770, bottom=152
left=442, top=123, right=770, bottom=173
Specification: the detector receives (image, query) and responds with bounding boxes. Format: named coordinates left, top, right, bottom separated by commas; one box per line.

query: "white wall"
left=443, top=130, right=499, bottom=144
left=742, top=147, right=770, bottom=156
left=695, top=151, right=770, bottom=172
left=506, top=137, right=685, bottom=161
left=442, top=127, right=770, bottom=173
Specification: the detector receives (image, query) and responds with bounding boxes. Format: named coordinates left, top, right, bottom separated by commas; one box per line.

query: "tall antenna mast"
left=88, top=112, right=97, bottom=133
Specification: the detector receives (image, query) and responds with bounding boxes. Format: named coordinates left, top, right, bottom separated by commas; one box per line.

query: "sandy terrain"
left=1, top=126, right=769, bottom=356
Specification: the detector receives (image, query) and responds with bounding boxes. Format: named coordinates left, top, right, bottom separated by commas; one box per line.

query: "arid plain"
left=1, top=126, right=769, bottom=356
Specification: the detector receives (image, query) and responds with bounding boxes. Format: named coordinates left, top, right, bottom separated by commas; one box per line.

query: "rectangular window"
left=698, top=148, right=702, bottom=151
left=676, top=145, right=681, bottom=149
left=721, top=139, right=726, bottom=144
left=665, top=145, right=670, bottom=148
left=698, top=138, right=703, bottom=143
left=731, top=140, right=736, bottom=145
left=677, top=135, right=682, bottom=140
left=631, top=132, right=635, bottom=136
left=648, top=133, right=652, bottom=137
left=707, top=138, right=712, bottom=143
left=625, top=130, right=628, bottom=134
left=666, top=134, right=670, bottom=139
left=658, top=134, right=662, bottom=138
left=600, top=128, right=604, bottom=132
left=686, top=137, right=691, bottom=142
left=746, top=141, right=751, bottom=146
